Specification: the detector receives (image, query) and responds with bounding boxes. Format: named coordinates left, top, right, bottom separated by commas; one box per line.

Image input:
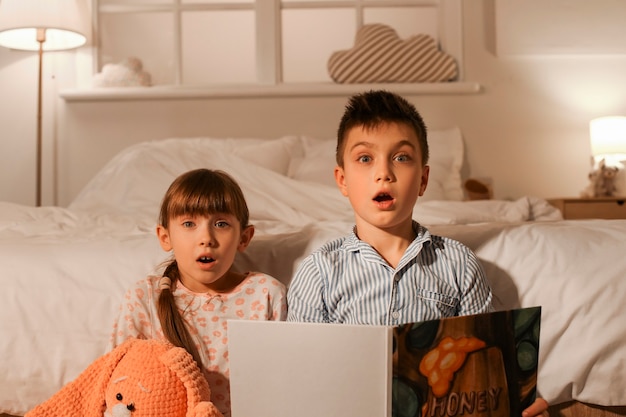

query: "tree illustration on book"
left=392, top=307, right=541, bottom=417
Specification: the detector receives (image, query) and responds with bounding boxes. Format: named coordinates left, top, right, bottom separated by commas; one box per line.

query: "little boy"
left=287, top=90, right=548, bottom=417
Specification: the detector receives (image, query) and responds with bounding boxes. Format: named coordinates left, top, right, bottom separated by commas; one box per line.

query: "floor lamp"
left=0, top=0, right=87, bottom=206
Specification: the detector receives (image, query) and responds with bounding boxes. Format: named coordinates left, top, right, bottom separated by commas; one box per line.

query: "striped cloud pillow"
left=327, top=24, right=458, bottom=84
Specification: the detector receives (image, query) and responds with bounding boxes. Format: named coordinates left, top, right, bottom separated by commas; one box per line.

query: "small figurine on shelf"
left=581, top=158, right=619, bottom=198
left=93, top=57, right=152, bottom=88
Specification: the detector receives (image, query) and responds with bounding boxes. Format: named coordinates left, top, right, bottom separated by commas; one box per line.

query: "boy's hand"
left=522, top=397, right=549, bottom=417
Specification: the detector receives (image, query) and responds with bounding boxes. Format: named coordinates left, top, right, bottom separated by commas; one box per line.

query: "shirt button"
left=392, top=311, right=400, bottom=319
left=394, top=275, right=400, bottom=282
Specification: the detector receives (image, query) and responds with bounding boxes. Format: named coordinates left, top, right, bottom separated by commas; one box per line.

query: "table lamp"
left=590, top=116, right=626, bottom=166
left=583, top=116, right=626, bottom=197
left=0, top=0, right=88, bottom=206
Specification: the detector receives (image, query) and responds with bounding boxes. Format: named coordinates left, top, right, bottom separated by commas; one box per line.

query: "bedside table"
left=547, top=197, right=626, bottom=219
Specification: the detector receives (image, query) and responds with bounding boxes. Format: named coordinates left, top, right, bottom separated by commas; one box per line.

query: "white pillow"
left=287, top=136, right=336, bottom=187
left=69, top=136, right=304, bottom=223
left=233, top=136, right=301, bottom=176
left=286, top=127, right=465, bottom=201
left=421, top=127, right=465, bottom=202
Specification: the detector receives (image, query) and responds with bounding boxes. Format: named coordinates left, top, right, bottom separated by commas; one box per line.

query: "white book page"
left=228, top=320, right=391, bottom=417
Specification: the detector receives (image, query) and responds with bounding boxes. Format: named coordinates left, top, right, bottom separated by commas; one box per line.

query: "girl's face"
left=156, top=213, right=254, bottom=293
left=334, top=121, right=429, bottom=238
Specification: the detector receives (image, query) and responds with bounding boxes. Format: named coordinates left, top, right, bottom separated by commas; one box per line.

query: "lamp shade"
left=0, top=0, right=88, bottom=51
left=590, top=116, right=626, bottom=157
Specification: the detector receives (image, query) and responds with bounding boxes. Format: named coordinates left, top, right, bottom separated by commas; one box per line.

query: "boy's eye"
left=357, top=155, right=372, bottom=163
left=395, top=154, right=411, bottom=162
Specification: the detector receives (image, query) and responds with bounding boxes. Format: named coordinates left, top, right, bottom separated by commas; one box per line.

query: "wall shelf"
left=59, top=81, right=482, bottom=102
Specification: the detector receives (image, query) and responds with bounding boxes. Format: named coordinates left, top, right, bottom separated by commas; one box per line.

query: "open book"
left=228, top=307, right=541, bottom=417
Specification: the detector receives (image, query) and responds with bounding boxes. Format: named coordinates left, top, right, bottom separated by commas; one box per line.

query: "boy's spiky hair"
left=336, top=90, right=429, bottom=167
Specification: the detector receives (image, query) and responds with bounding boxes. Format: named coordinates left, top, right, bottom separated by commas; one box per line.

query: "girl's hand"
left=522, top=397, right=549, bottom=417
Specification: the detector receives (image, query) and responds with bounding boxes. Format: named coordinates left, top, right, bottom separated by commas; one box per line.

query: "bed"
left=1, top=129, right=625, bottom=417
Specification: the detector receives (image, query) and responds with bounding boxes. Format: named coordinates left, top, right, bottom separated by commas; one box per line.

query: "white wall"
left=0, top=48, right=40, bottom=205
left=459, top=2, right=626, bottom=200
left=2, top=0, right=626, bottom=206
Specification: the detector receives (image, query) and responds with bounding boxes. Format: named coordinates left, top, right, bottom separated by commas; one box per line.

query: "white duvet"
left=1, top=137, right=624, bottom=415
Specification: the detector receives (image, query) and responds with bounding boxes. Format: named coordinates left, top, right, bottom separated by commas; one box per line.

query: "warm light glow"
left=589, top=116, right=626, bottom=160
left=0, top=0, right=88, bottom=52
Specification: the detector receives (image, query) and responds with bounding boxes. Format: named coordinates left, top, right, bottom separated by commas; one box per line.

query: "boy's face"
left=334, top=122, right=429, bottom=234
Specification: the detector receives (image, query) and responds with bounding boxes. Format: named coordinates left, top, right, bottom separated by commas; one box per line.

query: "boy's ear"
left=334, top=166, right=349, bottom=197
left=156, top=225, right=172, bottom=251
left=418, top=165, right=430, bottom=196
left=238, top=225, right=255, bottom=252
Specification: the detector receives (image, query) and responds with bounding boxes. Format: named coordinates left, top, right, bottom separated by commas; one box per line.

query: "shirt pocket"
left=415, top=288, right=458, bottom=318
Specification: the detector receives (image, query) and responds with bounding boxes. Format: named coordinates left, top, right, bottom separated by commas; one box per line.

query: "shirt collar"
left=343, top=220, right=432, bottom=252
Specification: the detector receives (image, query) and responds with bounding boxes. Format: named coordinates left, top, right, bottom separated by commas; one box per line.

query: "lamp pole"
left=36, top=27, right=45, bottom=207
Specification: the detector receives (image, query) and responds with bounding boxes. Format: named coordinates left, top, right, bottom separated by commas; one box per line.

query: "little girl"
left=110, top=168, right=287, bottom=417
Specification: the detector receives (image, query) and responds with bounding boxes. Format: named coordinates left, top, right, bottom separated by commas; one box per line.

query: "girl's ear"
left=156, top=225, right=172, bottom=251
left=237, top=225, right=255, bottom=252
left=334, top=166, right=348, bottom=197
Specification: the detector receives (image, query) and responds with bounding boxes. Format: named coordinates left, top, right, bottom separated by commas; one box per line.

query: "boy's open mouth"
left=373, top=193, right=393, bottom=202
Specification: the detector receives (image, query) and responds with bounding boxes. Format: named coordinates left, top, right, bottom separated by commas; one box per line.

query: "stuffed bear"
left=24, top=338, right=222, bottom=417
left=581, top=158, right=619, bottom=198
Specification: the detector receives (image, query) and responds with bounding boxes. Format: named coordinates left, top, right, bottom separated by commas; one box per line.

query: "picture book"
left=227, top=307, right=541, bottom=417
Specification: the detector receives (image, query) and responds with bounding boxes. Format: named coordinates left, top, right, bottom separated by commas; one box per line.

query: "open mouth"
left=198, top=256, right=215, bottom=264
left=373, top=192, right=393, bottom=202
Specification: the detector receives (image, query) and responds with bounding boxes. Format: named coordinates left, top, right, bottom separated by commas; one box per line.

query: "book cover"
left=392, top=307, right=541, bottom=417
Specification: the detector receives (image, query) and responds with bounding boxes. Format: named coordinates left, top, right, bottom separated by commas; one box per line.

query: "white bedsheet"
left=1, top=139, right=624, bottom=414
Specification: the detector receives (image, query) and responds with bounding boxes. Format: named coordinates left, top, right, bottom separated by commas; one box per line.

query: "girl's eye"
left=215, top=221, right=230, bottom=228
left=182, top=221, right=194, bottom=228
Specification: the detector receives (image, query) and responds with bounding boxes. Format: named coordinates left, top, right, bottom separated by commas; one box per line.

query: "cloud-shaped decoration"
left=328, top=24, right=458, bottom=84
left=93, top=57, right=152, bottom=87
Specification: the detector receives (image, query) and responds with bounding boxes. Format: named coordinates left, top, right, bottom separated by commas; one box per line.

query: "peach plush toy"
left=25, top=338, right=222, bottom=417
